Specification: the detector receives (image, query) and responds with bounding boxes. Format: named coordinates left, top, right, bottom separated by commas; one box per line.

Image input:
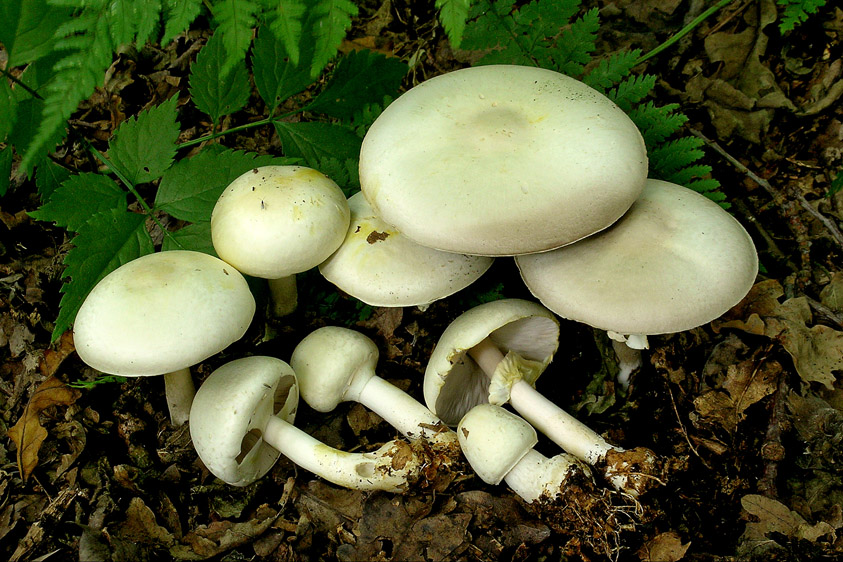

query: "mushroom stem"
left=262, top=415, right=418, bottom=492
left=163, top=368, right=195, bottom=426
left=504, top=449, right=585, bottom=503
left=611, top=339, right=643, bottom=390
left=267, top=275, right=298, bottom=316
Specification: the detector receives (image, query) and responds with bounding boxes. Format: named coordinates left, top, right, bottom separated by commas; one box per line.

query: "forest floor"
left=2, top=0, right=843, bottom=561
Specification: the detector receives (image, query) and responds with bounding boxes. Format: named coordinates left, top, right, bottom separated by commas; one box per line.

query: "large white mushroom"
left=359, top=64, right=648, bottom=256
left=516, top=179, right=759, bottom=387
left=189, top=355, right=422, bottom=490
left=211, top=166, right=350, bottom=316
left=73, top=250, right=256, bottom=425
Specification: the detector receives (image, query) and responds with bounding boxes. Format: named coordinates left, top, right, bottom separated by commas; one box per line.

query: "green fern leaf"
left=274, top=121, right=362, bottom=170
left=582, top=50, right=641, bottom=93
left=310, top=0, right=359, bottom=77
left=162, top=0, right=204, bottom=44
left=627, top=102, right=688, bottom=147
left=211, top=0, right=259, bottom=76
left=664, top=164, right=713, bottom=187
left=649, top=136, right=706, bottom=177
left=0, top=148, right=11, bottom=197
left=189, top=32, right=250, bottom=124
left=134, top=0, right=163, bottom=45
left=0, top=0, right=73, bottom=66
left=259, top=0, right=306, bottom=66
left=552, top=8, right=598, bottom=77
left=607, top=74, right=656, bottom=112
left=162, top=222, right=217, bottom=255
left=29, top=173, right=127, bottom=231
left=436, top=0, right=472, bottom=48
left=107, top=96, right=180, bottom=186
left=52, top=209, right=154, bottom=341
left=349, top=98, right=391, bottom=137
left=155, top=146, right=296, bottom=222
left=777, top=0, right=827, bottom=32
left=462, top=0, right=546, bottom=67
left=251, top=24, right=313, bottom=113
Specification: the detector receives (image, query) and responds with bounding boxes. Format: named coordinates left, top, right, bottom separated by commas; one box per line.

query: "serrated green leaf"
left=260, top=0, right=306, bottom=66
left=251, top=23, right=313, bottom=112
left=582, top=50, right=641, bottom=93
left=189, top=32, right=251, bottom=123
left=35, top=159, right=72, bottom=201
left=608, top=73, right=656, bottom=112
left=436, top=0, right=471, bottom=48
left=649, top=136, right=705, bottom=177
left=308, top=50, right=407, bottom=120
left=0, top=0, right=73, bottom=66
left=274, top=121, right=362, bottom=170
left=0, top=148, right=12, bottom=198
left=553, top=8, right=598, bottom=77
left=162, top=221, right=217, bottom=255
left=310, top=0, right=358, bottom=77
left=162, top=0, right=203, bottom=44
left=107, top=96, right=180, bottom=185
left=628, top=102, right=687, bottom=148
left=211, top=0, right=259, bottom=76
left=52, top=209, right=154, bottom=341
left=155, top=146, right=297, bottom=222
left=316, top=156, right=359, bottom=193
left=29, top=173, right=127, bottom=231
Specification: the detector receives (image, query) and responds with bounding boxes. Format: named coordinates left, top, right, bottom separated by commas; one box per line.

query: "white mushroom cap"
left=423, top=299, right=559, bottom=426
left=189, top=356, right=298, bottom=486
left=359, top=64, right=648, bottom=256
left=211, top=166, right=350, bottom=279
left=73, top=250, right=256, bottom=376
left=457, top=403, right=537, bottom=485
left=319, top=192, right=493, bottom=307
left=516, top=179, right=759, bottom=338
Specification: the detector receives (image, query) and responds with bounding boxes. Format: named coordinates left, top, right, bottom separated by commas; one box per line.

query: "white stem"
left=163, top=367, right=195, bottom=426
left=355, top=375, right=454, bottom=444
left=612, top=339, right=642, bottom=390
left=469, top=337, right=617, bottom=464
left=504, top=449, right=583, bottom=503
left=267, top=275, right=297, bottom=316
left=262, top=415, right=418, bottom=492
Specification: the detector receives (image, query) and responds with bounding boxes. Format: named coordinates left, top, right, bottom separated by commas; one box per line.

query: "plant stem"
left=1, top=68, right=43, bottom=100
left=635, top=0, right=734, bottom=66
left=178, top=109, right=299, bottom=149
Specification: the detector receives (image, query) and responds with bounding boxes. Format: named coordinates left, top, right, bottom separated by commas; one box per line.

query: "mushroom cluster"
left=69, top=64, right=758, bottom=507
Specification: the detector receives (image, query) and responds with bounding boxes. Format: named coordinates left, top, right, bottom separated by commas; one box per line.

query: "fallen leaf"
left=740, top=494, right=836, bottom=557
left=7, top=376, right=81, bottom=481
left=820, top=272, right=843, bottom=312
left=694, top=359, right=781, bottom=432
left=172, top=505, right=278, bottom=560
left=636, top=531, right=690, bottom=561
left=39, top=331, right=76, bottom=377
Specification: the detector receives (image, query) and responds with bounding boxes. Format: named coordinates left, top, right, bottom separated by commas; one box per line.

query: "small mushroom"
left=73, top=250, right=256, bottom=425
left=189, top=355, right=421, bottom=490
left=290, top=326, right=457, bottom=450
left=319, top=192, right=493, bottom=309
left=424, top=298, right=659, bottom=495
left=211, top=166, right=350, bottom=316
left=516, top=179, right=758, bottom=388
left=457, top=403, right=591, bottom=503
left=359, top=64, right=648, bottom=256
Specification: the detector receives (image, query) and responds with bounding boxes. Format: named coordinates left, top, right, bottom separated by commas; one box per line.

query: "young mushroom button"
left=211, top=166, right=350, bottom=316
left=359, top=64, right=648, bottom=256
left=516, top=179, right=759, bottom=388
left=290, top=326, right=457, bottom=450
left=189, top=356, right=422, bottom=490
left=424, top=298, right=660, bottom=496
left=73, top=250, right=256, bottom=426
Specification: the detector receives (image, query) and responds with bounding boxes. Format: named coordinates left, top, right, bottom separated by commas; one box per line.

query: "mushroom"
left=189, top=355, right=421, bottom=490
left=457, top=403, right=591, bottom=503
left=319, top=192, right=493, bottom=309
left=424, top=298, right=659, bottom=495
left=211, top=166, right=350, bottom=316
left=359, top=64, right=648, bottom=256
left=516, top=179, right=759, bottom=388
left=290, top=326, right=457, bottom=451
left=73, top=250, right=256, bottom=425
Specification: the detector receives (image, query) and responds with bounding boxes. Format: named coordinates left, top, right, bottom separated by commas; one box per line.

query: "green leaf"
left=0, top=148, right=12, bottom=198
left=211, top=0, right=259, bottom=76
left=162, top=221, right=217, bottom=255
left=251, top=24, right=313, bottom=113
left=582, top=50, right=641, bottom=93
left=189, top=32, right=251, bottom=124
left=828, top=169, right=843, bottom=198
left=162, top=0, right=204, bottom=44
left=308, top=50, right=407, bottom=120
left=436, top=0, right=472, bottom=48
left=52, top=209, right=154, bottom=341
left=134, top=0, right=163, bottom=45
left=627, top=102, right=687, bottom=148
left=553, top=8, right=598, bottom=77
left=29, top=173, right=127, bottom=231
left=35, top=159, right=72, bottom=201
left=777, top=0, right=827, bottom=32
left=310, top=0, right=358, bottom=77
left=155, top=146, right=296, bottom=222
left=107, top=95, right=180, bottom=186
left=273, top=121, right=362, bottom=169
left=608, top=74, right=656, bottom=112
left=0, top=0, right=73, bottom=66
left=0, top=79, right=15, bottom=141
left=259, top=0, right=306, bottom=66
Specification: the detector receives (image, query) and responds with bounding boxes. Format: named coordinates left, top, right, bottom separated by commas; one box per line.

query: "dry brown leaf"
left=820, top=273, right=843, bottom=312
left=694, top=359, right=781, bottom=432
left=740, top=494, right=836, bottom=555
left=172, top=505, right=278, bottom=560
left=7, top=376, right=81, bottom=481
left=636, top=531, right=690, bottom=562
left=714, top=280, right=843, bottom=388
left=39, top=331, right=76, bottom=377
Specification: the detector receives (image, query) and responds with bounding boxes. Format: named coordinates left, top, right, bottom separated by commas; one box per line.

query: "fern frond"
left=436, top=0, right=472, bottom=48
left=627, top=102, right=687, bottom=147
left=552, top=8, right=598, bottom=77
left=582, top=50, right=641, bottom=93
left=649, top=136, right=705, bottom=177
left=310, top=0, right=358, bottom=77
left=348, top=97, right=392, bottom=137
left=162, top=0, right=204, bottom=44
left=607, top=73, right=656, bottom=112
left=210, top=0, right=260, bottom=76
left=259, top=0, right=306, bottom=65
left=777, top=0, right=827, bottom=32
left=462, top=0, right=534, bottom=66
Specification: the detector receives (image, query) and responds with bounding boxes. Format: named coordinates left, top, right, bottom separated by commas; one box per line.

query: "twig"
left=690, top=128, right=843, bottom=251
left=757, top=364, right=787, bottom=499
left=805, top=296, right=843, bottom=329
left=666, top=382, right=711, bottom=469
